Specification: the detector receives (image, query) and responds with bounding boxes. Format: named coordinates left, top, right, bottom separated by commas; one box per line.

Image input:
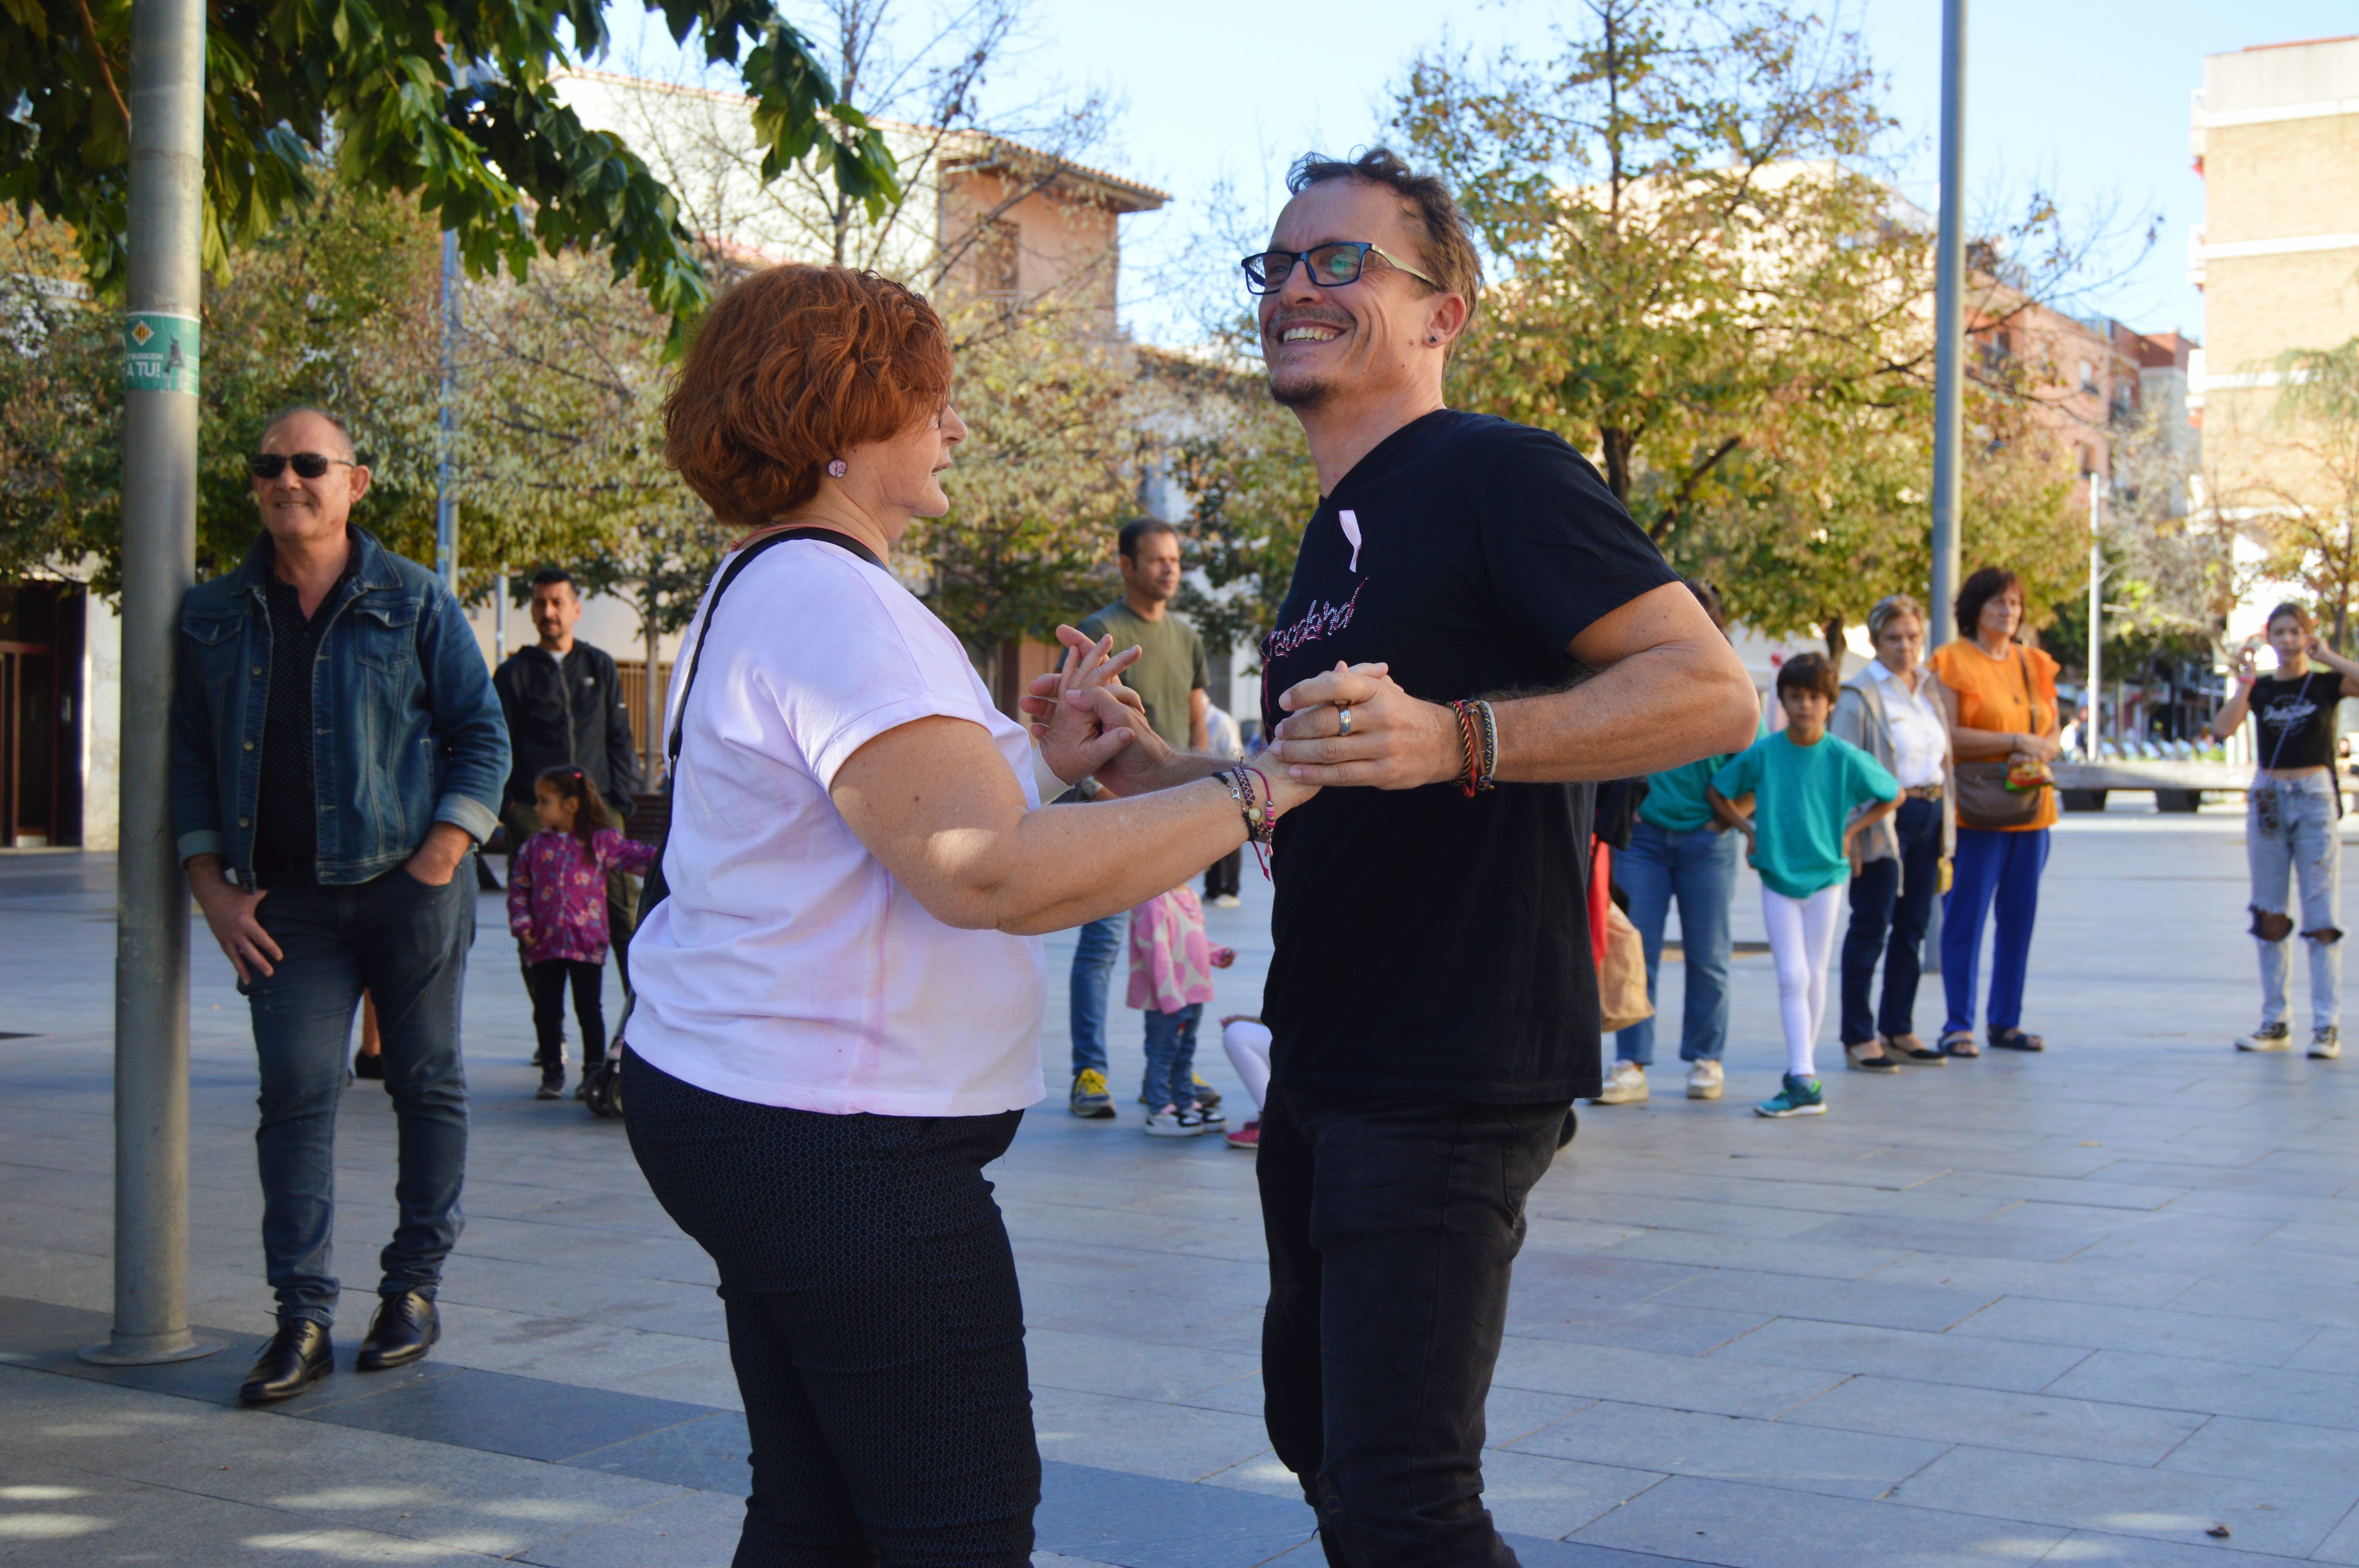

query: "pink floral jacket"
left=1127, top=885, right=1228, bottom=1014
left=507, top=828, right=658, bottom=966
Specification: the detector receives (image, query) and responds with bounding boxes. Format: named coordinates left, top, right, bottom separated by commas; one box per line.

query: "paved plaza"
left=3, top=805, right=2358, bottom=1566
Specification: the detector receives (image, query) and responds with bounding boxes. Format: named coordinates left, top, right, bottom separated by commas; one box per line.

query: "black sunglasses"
left=1240, top=241, right=1442, bottom=296
left=247, top=452, right=356, bottom=480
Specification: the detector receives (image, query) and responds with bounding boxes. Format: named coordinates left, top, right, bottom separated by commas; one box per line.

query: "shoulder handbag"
left=591, top=528, right=885, bottom=1114
left=1954, top=648, right=2052, bottom=831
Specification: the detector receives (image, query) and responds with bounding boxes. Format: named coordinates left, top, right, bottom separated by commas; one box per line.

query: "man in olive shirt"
left=1068, top=517, right=1212, bottom=1116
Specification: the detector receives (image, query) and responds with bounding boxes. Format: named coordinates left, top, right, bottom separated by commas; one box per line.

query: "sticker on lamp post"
left=124, top=312, right=200, bottom=395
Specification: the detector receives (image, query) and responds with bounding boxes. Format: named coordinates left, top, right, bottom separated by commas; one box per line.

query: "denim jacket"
left=170, top=527, right=510, bottom=885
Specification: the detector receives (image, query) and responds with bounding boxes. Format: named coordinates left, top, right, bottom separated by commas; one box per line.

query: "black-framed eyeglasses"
left=1240, top=241, right=1442, bottom=296
left=247, top=452, right=355, bottom=481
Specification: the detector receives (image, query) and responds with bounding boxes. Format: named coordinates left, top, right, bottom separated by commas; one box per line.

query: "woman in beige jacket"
left=1829, top=594, right=1957, bottom=1070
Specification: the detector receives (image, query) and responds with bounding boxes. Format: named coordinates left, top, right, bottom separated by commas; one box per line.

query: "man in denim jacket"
left=171, top=407, right=509, bottom=1406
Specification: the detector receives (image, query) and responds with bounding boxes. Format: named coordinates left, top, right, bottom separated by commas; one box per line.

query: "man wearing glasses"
left=1240, top=152, right=1757, bottom=1564
left=171, top=406, right=509, bottom=1406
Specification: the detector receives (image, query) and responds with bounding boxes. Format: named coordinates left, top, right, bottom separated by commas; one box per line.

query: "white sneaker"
left=1144, top=1104, right=1208, bottom=1137
left=1592, top=1060, right=1648, bottom=1105
left=2236, top=1022, right=2294, bottom=1052
left=1212, top=894, right=1242, bottom=909
left=1686, top=1060, right=1724, bottom=1100
left=2311, top=1027, right=2341, bottom=1060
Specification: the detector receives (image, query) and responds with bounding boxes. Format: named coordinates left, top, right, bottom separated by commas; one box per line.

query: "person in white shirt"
left=1830, top=594, right=1956, bottom=1069
left=620, top=263, right=1317, bottom=1568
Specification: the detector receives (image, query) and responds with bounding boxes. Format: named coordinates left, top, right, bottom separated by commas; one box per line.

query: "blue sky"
left=602, top=0, right=2357, bottom=347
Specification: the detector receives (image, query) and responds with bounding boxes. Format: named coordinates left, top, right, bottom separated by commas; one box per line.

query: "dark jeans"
left=1205, top=849, right=1243, bottom=900
left=242, top=863, right=474, bottom=1326
left=527, top=959, right=607, bottom=1067
left=1258, top=1082, right=1565, bottom=1568
left=1840, top=796, right=1942, bottom=1044
left=624, top=1051, right=1038, bottom=1568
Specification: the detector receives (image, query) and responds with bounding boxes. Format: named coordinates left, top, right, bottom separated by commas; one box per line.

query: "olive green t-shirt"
left=1078, top=601, right=1209, bottom=749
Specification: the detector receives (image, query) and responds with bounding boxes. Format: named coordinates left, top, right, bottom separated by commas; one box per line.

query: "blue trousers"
left=243, top=864, right=475, bottom=1326
left=1141, top=1003, right=1204, bottom=1112
left=1941, top=827, right=2050, bottom=1036
left=1066, top=914, right=1122, bottom=1078
left=1615, top=821, right=1739, bottom=1065
left=1841, top=796, right=1943, bottom=1044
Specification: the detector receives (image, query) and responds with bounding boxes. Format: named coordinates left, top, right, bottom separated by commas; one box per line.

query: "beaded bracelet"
left=1219, top=765, right=1278, bottom=878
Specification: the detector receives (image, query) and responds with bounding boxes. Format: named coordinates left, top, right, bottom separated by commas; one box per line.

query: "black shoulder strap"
left=616, top=527, right=885, bottom=1013
left=665, top=526, right=884, bottom=769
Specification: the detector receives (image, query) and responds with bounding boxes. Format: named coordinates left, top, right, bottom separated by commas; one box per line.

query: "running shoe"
left=1143, top=1104, right=1208, bottom=1138
left=1225, top=1118, right=1261, bottom=1151
left=1070, top=1069, right=1116, bottom=1118
left=1685, top=1060, right=1723, bottom=1100
left=1592, top=1061, right=1648, bottom=1104
left=1211, top=894, right=1243, bottom=909
left=2310, top=1027, right=2341, bottom=1060
left=536, top=1067, right=564, bottom=1101
left=2235, top=1023, right=2294, bottom=1053
left=1754, top=1074, right=1826, bottom=1118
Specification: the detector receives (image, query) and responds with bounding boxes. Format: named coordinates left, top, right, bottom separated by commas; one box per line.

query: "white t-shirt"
left=1868, top=659, right=1948, bottom=789
left=625, top=538, right=1047, bottom=1116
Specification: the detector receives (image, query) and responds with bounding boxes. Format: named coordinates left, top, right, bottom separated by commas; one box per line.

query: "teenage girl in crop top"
left=2215, top=601, right=2359, bottom=1058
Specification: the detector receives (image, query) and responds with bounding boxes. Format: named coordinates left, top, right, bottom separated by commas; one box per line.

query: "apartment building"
left=2188, top=34, right=2359, bottom=504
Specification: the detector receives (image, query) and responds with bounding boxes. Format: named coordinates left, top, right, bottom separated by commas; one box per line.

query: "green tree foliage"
left=451, top=245, right=727, bottom=663
left=0, top=0, right=896, bottom=334
left=1392, top=0, right=2084, bottom=639
left=0, top=191, right=497, bottom=585
left=908, top=310, right=1140, bottom=655
left=2253, top=340, right=2359, bottom=649
left=1160, top=354, right=1319, bottom=668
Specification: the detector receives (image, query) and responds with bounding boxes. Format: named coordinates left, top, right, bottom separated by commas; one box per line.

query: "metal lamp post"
left=83, top=0, right=222, bottom=1367
left=2085, top=471, right=2105, bottom=755
left=1928, top=0, right=1967, bottom=653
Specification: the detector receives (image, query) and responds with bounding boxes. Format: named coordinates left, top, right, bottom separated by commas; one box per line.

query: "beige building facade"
left=2188, top=34, right=2359, bottom=504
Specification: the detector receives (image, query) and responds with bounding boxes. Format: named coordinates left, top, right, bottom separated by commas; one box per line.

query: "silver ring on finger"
left=1337, top=706, right=1354, bottom=737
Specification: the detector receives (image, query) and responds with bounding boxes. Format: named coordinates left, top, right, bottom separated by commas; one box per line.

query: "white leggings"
left=1763, top=886, right=1845, bottom=1078
left=1222, top=1019, right=1274, bottom=1111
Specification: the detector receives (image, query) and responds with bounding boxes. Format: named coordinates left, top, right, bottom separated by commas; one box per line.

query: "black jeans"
left=1258, top=1082, right=1566, bottom=1568
left=526, top=959, right=606, bottom=1066
left=1840, top=795, right=1943, bottom=1044
left=624, top=1051, right=1038, bottom=1568
left=242, top=864, right=474, bottom=1325
left=1205, top=849, right=1243, bottom=900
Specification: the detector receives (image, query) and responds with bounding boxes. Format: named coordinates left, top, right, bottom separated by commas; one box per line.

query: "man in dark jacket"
left=493, top=568, right=645, bottom=997
left=173, top=407, right=509, bottom=1406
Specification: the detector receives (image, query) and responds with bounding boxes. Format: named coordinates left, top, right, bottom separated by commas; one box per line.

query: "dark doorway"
left=0, top=582, right=84, bottom=848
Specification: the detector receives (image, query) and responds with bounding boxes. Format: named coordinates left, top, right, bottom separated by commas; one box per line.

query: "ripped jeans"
left=2249, top=771, right=2343, bottom=1031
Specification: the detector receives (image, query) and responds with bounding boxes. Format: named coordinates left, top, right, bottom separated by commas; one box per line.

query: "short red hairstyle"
left=664, top=265, right=955, bottom=526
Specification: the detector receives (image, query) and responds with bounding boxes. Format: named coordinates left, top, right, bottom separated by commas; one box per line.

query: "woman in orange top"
left=1926, top=567, right=2061, bottom=1057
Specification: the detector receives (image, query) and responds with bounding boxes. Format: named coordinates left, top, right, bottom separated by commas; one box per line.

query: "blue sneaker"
left=1754, top=1074, right=1826, bottom=1118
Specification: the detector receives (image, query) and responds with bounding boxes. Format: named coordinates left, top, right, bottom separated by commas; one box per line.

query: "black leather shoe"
left=239, top=1319, right=333, bottom=1406
left=356, top=1290, right=440, bottom=1371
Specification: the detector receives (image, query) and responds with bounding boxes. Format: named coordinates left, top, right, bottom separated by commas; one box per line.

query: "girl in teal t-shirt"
left=1709, top=654, right=1898, bottom=1118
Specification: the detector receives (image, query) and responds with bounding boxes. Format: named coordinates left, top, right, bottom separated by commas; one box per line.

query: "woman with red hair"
left=621, top=264, right=1313, bottom=1567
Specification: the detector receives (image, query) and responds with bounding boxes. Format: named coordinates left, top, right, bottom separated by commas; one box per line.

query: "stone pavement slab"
left=9, top=805, right=2359, bottom=1564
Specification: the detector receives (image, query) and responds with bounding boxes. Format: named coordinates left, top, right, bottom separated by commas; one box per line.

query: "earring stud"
left=826, top=459, right=847, bottom=478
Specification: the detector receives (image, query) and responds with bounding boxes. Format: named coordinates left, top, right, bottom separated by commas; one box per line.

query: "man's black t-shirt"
left=1257, top=409, right=1679, bottom=1103
left=2250, top=671, right=2343, bottom=770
